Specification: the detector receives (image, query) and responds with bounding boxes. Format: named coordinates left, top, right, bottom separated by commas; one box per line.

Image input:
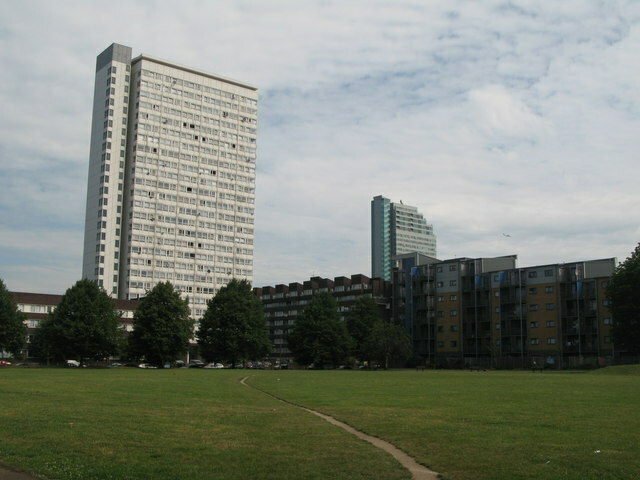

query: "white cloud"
left=1, top=0, right=639, bottom=293
left=467, top=84, right=548, bottom=141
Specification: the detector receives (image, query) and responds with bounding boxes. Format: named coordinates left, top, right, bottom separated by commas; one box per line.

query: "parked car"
left=188, top=362, right=205, bottom=368
left=0, top=360, right=11, bottom=366
left=204, top=362, right=224, bottom=369
left=66, top=360, right=80, bottom=367
left=138, top=363, right=157, bottom=369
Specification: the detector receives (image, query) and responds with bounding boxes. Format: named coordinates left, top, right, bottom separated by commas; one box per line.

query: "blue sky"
left=1, top=0, right=639, bottom=293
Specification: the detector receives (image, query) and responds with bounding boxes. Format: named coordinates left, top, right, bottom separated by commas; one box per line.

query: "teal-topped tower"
left=371, top=195, right=436, bottom=281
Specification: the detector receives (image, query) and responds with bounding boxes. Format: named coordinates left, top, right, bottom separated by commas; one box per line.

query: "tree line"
left=4, top=241, right=640, bottom=366
left=1, top=278, right=270, bottom=368
left=1, top=276, right=410, bottom=368
left=288, top=292, right=412, bottom=369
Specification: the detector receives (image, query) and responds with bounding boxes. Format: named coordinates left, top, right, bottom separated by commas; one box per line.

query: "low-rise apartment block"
left=11, top=292, right=139, bottom=358
left=393, top=255, right=615, bottom=368
left=254, top=275, right=391, bottom=363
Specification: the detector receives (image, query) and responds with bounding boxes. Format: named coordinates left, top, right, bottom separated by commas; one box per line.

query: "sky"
left=1, top=0, right=639, bottom=294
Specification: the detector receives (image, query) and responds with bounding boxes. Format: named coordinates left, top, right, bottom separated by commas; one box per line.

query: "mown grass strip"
left=0, top=369, right=409, bottom=480
left=250, top=367, right=640, bottom=480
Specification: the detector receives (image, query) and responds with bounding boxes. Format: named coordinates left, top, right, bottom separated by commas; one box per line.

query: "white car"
left=138, top=363, right=157, bottom=369
left=204, top=362, right=225, bottom=369
left=66, top=360, right=80, bottom=367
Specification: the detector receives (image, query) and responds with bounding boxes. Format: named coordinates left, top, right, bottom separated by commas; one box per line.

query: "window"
left=547, top=337, right=557, bottom=345
left=437, top=341, right=444, bottom=347
left=450, top=295, right=457, bottom=301
left=437, top=311, right=444, bottom=317
left=530, top=338, right=540, bottom=345
left=495, top=307, right=500, bottom=313
left=449, top=280, right=457, bottom=287
left=546, top=303, right=555, bottom=311
left=530, top=304, right=538, bottom=311
left=528, top=271, right=537, bottom=278
left=530, top=321, right=539, bottom=328
left=437, top=282, right=443, bottom=287
left=545, top=286, right=554, bottom=293
left=449, top=265, right=457, bottom=271
left=450, top=310, right=458, bottom=316
left=450, top=340, right=457, bottom=347
left=529, top=287, right=537, bottom=294
left=546, top=321, right=556, bottom=327
left=437, top=296, right=444, bottom=302
left=603, top=318, right=612, bottom=325
left=450, top=325, right=458, bottom=332
left=437, top=326, right=444, bottom=332
left=495, top=323, right=501, bottom=329
left=544, top=269, right=553, bottom=277
left=604, top=336, right=611, bottom=344
left=436, top=266, right=443, bottom=273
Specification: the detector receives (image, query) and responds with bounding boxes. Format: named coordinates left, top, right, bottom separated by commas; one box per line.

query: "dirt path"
left=0, top=464, right=41, bottom=480
left=240, top=376, right=440, bottom=480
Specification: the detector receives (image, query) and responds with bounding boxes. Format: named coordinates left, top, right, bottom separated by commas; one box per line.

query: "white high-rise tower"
left=82, top=43, right=258, bottom=317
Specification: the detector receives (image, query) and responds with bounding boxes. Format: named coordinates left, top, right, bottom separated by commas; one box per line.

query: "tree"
left=197, top=279, right=271, bottom=366
left=35, top=279, right=120, bottom=364
left=287, top=292, right=352, bottom=368
left=0, top=279, right=27, bottom=357
left=607, top=244, right=640, bottom=355
left=346, top=296, right=382, bottom=363
left=129, top=282, right=194, bottom=367
left=362, top=320, right=412, bottom=370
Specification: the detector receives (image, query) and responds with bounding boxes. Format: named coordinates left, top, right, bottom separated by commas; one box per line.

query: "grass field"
left=1, top=366, right=639, bottom=480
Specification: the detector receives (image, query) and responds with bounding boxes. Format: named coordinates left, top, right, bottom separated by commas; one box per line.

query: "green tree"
left=197, top=279, right=271, bottom=366
left=607, top=244, right=640, bottom=354
left=287, top=292, right=352, bottom=368
left=346, top=296, right=382, bottom=362
left=35, top=279, right=120, bottom=364
left=0, top=279, right=27, bottom=357
left=129, top=282, right=194, bottom=367
left=362, top=320, right=412, bottom=370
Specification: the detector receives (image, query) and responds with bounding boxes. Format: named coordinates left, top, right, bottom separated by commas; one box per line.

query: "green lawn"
left=0, top=368, right=408, bottom=480
left=251, top=367, right=640, bottom=480
left=1, top=366, right=638, bottom=480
